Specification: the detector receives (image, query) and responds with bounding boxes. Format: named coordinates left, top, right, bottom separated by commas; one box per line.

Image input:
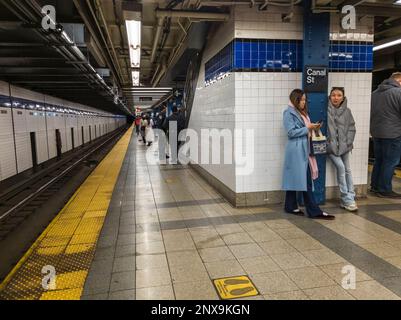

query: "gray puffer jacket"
left=327, top=98, right=356, bottom=156
left=370, top=79, right=401, bottom=139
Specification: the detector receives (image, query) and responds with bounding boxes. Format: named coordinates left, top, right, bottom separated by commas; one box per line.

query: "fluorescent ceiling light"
left=373, top=38, right=401, bottom=51
left=131, top=87, right=172, bottom=90
left=132, top=91, right=170, bottom=94
left=132, top=71, right=140, bottom=86
left=395, top=0, right=401, bottom=5
left=126, top=20, right=141, bottom=69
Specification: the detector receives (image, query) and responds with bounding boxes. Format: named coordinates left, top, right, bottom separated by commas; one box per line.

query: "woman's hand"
left=307, top=123, right=321, bottom=131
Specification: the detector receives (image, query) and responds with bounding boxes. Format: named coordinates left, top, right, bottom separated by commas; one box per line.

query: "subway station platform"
left=1, top=128, right=401, bottom=300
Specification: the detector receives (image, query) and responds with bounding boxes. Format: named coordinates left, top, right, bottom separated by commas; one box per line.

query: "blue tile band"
left=205, top=39, right=373, bottom=85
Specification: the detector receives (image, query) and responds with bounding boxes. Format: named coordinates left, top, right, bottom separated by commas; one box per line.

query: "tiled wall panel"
left=190, top=6, right=374, bottom=196
left=188, top=20, right=236, bottom=192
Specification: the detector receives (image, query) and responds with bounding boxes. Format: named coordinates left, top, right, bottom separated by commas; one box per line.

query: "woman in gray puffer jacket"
left=327, top=87, right=357, bottom=212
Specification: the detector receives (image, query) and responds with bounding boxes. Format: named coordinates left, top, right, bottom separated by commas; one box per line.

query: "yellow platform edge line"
left=0, top=127, right=133, bottom=293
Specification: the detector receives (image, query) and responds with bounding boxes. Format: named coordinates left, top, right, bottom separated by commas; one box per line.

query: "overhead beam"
left=155, top=9, right=230, bottom=21
left=357, top=5, right=401, bottom=17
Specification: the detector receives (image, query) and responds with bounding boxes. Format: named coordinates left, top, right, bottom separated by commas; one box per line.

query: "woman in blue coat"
left=282, top=89, right=335, bottom=220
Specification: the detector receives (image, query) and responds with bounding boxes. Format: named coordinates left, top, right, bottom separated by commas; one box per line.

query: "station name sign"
left=304, top=66, right=328, bottom=93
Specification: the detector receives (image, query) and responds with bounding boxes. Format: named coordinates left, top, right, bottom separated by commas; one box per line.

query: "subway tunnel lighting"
left=395, top=0, right=401, bottom=5
left=132, top=71, right=140, bottom=86
left=373, top=38, right=401, bottom=51
left=61, top=31, right=74, bottom=44
left=126, top=20, right=141, bottom=69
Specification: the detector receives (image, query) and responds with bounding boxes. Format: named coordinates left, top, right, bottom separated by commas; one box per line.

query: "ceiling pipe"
left=150, top=17, right=165, bottom=64
left=151, top=63, right=161, bottom=85
left=85, top=0, right=124, bottom=86
left=197, top=0, right=301, bottom=8
left=152, top=57, right=167, bottom=87
left=155, top=9, right=230, bottom=21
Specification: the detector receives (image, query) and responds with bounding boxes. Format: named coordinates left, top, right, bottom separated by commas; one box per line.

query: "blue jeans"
left=329, top=152, right=355, bottom=206
left=285, top=166, right=323, bottom=218
left=371, top=137, right=401, bottom=193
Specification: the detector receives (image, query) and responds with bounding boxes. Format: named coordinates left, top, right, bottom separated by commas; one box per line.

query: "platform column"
left=303, top=0, right=330, bottom=204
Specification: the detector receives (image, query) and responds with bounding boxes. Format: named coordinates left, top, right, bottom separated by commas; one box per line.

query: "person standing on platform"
left=162, top=106, right=185, bottom=163
left=327, top=87, right=358, bottom=212
left=282, top=89, right=335, bottom=220
left=370, top=72, right=401, bottom=198
left=146, top=115, right=154, bottom=147
left=140, top=115, right=148, bottom=145
left=135, top=116, right=141, bottom=136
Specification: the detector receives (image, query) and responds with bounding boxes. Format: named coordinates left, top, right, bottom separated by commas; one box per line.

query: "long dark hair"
left=289, top=89, right=307, bottom=117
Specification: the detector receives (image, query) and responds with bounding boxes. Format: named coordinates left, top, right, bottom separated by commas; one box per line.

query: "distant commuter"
left=162, top=107, right=185, bottom=138
left=145, top=115, right=154, bottom=147
left=135, top=116, right=141, bottom=136
left=162, top=106, right=185, bottom=163
left=370, top=72, right=401, bottom=198
left=140, top=115, right=148, bottom=145
left=327, top=87, right=358, bottom=212
left=282, top=89, right=335, bottom=220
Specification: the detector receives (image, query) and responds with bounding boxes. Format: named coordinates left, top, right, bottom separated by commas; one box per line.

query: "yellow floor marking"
left=0, top=127, right=133, bottom=300
left=213, top=276, right=259, bottom=300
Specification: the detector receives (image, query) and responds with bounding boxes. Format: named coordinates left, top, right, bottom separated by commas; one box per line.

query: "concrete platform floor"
left=82, top=133, right=401, bottom=300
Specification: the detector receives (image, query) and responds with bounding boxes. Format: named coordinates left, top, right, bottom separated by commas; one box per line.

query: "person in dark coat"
left=282, top=89, right=335, bottom=220
left=370, top=72, right=401, bottom=198
left=162, top=106, right=185, bottom=163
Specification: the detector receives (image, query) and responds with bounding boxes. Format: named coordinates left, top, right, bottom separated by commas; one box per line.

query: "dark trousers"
left=141, top=129, right=146, bottom=144
left=285, top=166, right=322, bottom=218
left=371, top=136, right=401, bottom=193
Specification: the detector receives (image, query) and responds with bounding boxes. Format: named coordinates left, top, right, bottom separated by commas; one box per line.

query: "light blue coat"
left=282, top=106, right=313, bottom=192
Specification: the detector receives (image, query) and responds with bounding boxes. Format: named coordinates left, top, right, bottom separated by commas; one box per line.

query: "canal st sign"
left=303, top=66, right=328, bottom=93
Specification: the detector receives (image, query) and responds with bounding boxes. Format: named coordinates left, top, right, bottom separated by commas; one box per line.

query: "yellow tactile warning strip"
left=0, top=126, right=133, bottom=300
left=213, top=276, right=259, bottom=300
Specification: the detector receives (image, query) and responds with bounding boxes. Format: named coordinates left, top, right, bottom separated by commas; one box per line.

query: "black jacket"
left=371, top=79, right=401, bottom=139
left=162, top=112, right=185, bottom=135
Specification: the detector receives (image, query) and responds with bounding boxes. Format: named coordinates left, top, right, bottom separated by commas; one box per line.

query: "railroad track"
left=0, top=126, right=128, bottom=241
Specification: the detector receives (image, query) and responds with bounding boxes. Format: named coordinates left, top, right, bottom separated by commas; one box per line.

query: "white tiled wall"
left=233, top=6, right=303, bottom=40
left=188, top=6, right=373, bottom=196
left=235, top=72, right=302, bottom=193
left=0, top=81, right=126, bottom=182
left=188, top=19, right=236, bottom=191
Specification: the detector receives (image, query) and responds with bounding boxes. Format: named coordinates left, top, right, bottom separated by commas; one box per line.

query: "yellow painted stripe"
left=0, top=127, right=133, bottom=300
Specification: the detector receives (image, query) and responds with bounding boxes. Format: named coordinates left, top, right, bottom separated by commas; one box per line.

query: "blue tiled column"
left=303, top=0, right=330, bottom=204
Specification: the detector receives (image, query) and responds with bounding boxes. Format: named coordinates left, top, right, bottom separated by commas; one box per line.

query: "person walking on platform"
left=162, top=106, right=185, bottom=163
left=140, top=115, right=148, bottom=145
left=327, top=87, right=358, bottom=212
left=135, top=116, right=141, bottom=136
left=282, top=89, right=335, bottom=220
left=145, top=115, right=154, bottom=147
left=370, top=72, right=401, bottom=198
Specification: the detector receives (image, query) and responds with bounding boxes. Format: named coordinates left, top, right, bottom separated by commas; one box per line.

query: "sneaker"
left=377, top=191, right=401, bottom=199
left=342, top=203, right=358, bottom=212
left=369, top=187, right=379, bottom=194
